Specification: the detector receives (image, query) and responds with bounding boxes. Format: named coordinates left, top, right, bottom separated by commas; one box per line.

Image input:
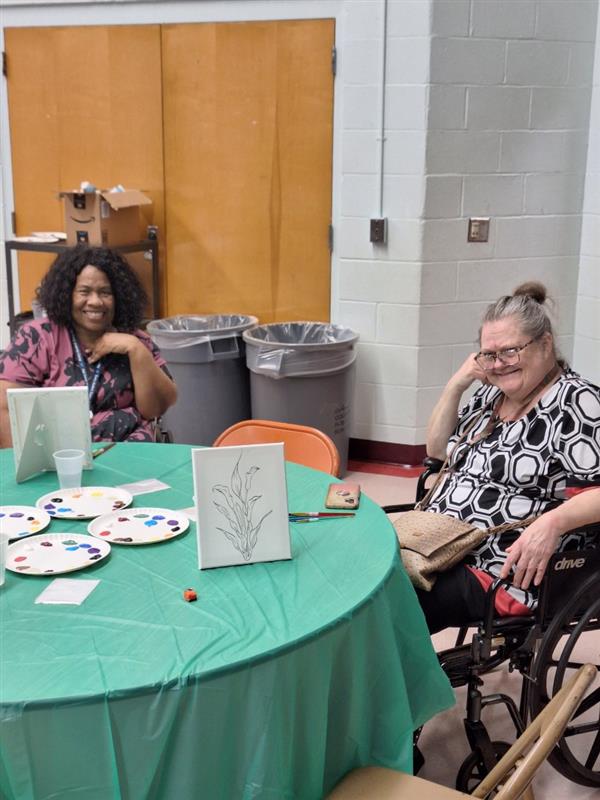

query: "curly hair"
left=39, top=246, right=149, bottom=331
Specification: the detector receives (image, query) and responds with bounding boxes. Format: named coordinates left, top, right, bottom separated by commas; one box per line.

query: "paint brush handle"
left=92, top=442, right=116, bottom=459
left=289, top=511, right=355, bottom=518
left=289, top=514, right=356, bottom=523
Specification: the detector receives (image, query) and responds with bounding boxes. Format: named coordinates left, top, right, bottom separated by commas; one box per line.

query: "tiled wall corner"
left=338, top=0, right=431, bottom=444
left=337, top=301, right=377, bottom=343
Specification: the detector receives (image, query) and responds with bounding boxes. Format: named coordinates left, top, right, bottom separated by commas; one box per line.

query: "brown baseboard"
left=349, top=438, right=426, bottom=467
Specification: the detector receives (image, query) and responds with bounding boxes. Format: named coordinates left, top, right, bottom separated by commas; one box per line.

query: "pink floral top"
left=0, top=320, right=172, bottom=442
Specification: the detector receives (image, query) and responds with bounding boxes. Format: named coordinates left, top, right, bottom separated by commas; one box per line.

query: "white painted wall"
left=338, top=0, right=431, bottom=447
left=415, top=0, right=598, bottom=443
left=343, top=0, right=598, bottom=446
left=576, top=4, right=600, bottom=382
left=1, top=0, right=598, bottom=450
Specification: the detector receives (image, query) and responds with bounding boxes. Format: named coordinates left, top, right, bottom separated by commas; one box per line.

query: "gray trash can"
left=147, top=314, right=258, bottom=445
left=243, top=322, right=359, bottom=475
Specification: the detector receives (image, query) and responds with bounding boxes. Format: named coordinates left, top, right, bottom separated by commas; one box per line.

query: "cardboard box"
left=60, top=189, right=152, bottom=246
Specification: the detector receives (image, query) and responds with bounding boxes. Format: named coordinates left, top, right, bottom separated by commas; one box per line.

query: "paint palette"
left=6, top=533, right=111, bottom=575
left=0, top=506, right=51, bottom=539
left=88, top=508, right=189, bottom=545
left=36, top=487, right=133, bottom=520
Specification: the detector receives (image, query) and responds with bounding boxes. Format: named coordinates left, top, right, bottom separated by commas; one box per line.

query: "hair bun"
left=513, top=281, right=547, bottom=305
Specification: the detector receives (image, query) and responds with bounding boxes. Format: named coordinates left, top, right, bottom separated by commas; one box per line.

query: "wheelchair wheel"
left=455, top=741, right=511, bottom=793
left=529, top=574, right=600, bottom=787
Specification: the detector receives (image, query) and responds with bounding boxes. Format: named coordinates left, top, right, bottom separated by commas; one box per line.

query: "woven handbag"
left=394, top=511, right=489, bottom=592
left=394, top=510, right=538, bottom=592
left=394, top=404, right=537, bottom=591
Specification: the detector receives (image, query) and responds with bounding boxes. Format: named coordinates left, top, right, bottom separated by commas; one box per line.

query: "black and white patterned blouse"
left=427, top=368, right=600, bottom=608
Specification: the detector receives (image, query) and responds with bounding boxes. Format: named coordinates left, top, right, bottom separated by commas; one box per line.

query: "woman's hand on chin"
left=450, top=352, right=489, bottom=393
left=87, top=332, right=141, bottom=363
left=500, top=514, right=563, bottom=590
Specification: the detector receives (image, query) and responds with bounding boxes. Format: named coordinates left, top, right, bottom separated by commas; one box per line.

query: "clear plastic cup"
left=53, top=449, right=85, bottom=489
left=0, top=532, right=9, bottom=587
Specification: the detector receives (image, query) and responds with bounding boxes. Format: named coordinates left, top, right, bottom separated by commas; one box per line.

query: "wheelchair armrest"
left=382, top=456, right=445, bottom=513
left=472, top=578, right=537, bottom=663
left=480, top=540, right=600, bottom=635
left=475, top=554, right=599, bottom=668
left=416, top=456, right=445, bottom=502
left=481, top=576, right=537, bottom=632
left=482, top=577, right=513, bottom=633
left=423, top=456, right=445, bottom=471
left=537, top=544, right=600, bottom=628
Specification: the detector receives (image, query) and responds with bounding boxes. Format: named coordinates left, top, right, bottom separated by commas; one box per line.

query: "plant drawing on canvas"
left=212, top=453, right=272, bottom=560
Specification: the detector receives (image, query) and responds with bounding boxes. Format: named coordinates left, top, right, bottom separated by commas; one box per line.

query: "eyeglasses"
left=475, top=337, right=539, bottom=371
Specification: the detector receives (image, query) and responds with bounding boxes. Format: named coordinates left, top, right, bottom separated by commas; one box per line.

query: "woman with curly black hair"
left=0, top=246, right=177, bottom=444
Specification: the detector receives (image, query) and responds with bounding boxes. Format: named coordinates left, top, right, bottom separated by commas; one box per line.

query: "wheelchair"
left=384, top=458, right=600, bottom=792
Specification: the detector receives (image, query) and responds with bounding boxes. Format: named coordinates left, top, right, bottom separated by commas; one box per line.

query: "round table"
left=0, top=444, right=454, bottom=800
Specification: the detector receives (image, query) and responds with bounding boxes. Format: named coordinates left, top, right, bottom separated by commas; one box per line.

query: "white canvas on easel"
left=192, top=443, right=291, bottom=569
left=7, top=386, right=93, bottom=483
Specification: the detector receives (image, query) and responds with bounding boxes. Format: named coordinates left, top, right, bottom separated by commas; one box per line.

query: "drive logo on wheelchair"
left=539, top=545, right=600, bottom=627
left=553, top=555, right=586, bottom=570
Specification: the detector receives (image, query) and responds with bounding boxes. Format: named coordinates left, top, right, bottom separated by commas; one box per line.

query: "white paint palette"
left=0, top=506, right=51, bottom=539
left=88, top=508, right=189, bottom=545
left=36, top=487, right=133, bottom=520
left=6, top=533, right=111, bottom=575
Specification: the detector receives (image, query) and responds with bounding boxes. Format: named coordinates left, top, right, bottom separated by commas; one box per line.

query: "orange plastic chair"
left=213, top=419, right=341, bottom=476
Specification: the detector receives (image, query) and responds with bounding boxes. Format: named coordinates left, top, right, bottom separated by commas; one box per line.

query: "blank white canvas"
left=7, top=386, right=93, bottom=482
left=192, top=443, right=291, bottom=569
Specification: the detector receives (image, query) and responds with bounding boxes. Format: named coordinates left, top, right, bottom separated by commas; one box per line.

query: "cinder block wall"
left=337, top=0, right=431, bottom=447
left=576, top=5, right=600, bottom=380
left=415, top=0, right=598, bottom=441
left=340, top=0, right=598, bottom=450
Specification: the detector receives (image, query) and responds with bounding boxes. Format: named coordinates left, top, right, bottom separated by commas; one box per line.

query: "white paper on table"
left=181, top=507, right=197, bottom=522
left=35, top=578, right=100, bottom=605
left=117, top=478, right=171, bottom=496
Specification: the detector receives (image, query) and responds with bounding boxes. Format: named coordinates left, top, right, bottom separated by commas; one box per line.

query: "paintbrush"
left=92, top=442, right=117, bottom=459
left=289, top=511, right=356, bottom=518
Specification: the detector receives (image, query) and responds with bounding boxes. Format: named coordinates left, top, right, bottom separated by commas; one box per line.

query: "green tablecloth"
left=0, top=444, right=454, bottom=800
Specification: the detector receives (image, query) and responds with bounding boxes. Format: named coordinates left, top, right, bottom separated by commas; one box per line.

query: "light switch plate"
left=468, top=217, right=490, bottom=242
left=370, top=218, right=388, bottom=244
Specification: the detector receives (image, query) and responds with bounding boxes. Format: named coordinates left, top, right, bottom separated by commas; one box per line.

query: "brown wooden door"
left=6, top=19, right=334, bottom=323
left=161, top=19, right=334, bottom=322
left=4, top=25, right=165, bottom=311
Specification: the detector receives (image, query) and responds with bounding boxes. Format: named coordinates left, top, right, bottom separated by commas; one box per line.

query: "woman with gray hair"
left=416, top=281, right=600, bottom=633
